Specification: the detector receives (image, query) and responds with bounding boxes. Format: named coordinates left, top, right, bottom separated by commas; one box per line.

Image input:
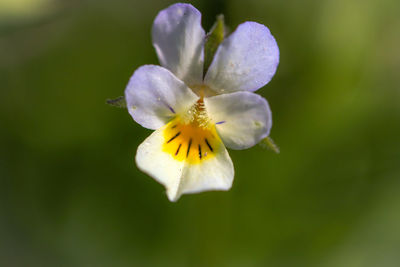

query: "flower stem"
left=106, top=96, right=126, bottom=108
left=203, top=14, right=225, bottom=77
left=260, top=136, right=280, bottom=154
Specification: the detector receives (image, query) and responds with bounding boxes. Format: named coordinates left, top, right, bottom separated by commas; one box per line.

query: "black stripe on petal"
left=175, top=144, right=182, bottom=156
left=205, top=138, right=213, bottom=152
left=167, top=132, right=181, bottom=143
left=198, top=144, right=202, bottom=159
left=186, top=138, right=192, bottom=158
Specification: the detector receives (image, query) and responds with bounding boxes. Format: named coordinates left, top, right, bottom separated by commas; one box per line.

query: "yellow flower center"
left=162, top=99, right=222, bottom=164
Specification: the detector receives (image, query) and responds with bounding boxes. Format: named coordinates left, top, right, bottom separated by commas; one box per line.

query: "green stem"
left=260, top=136, right=280, bottom=154
left=203, top=15, right=225, bottom=76
left=106, top=96, right=126, bottom=108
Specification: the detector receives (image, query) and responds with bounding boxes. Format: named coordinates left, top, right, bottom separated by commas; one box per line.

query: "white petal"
left=152, top=3, right=205, bottom=86
left=204, top=21, right=279, bottom=93
left=178, top=150, right=234, bottom=197
left=136, top=125, right=234, bottom=202
left=125, top=65, right=198, bottom=130
left=135, top=125, right=185, bottom=201
left=204, top=91, right=272, bottom=150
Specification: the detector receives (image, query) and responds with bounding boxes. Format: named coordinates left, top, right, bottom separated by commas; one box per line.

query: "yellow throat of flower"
left=162, top=99, right=222, bottom=164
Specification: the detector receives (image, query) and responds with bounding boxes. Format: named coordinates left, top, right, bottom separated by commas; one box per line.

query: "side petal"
left=125, top=65, right=198, bottom=130
left=204, top=91, right=272, bottom=150
left=136, top=124, right=234, bottom=202
left=204, top=21, right=279, bottom=93
left=152, top=3, right=205, bottom=86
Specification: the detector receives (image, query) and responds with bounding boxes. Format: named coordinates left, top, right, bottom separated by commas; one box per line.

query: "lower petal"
left=135, top=119, right=234, bottom=202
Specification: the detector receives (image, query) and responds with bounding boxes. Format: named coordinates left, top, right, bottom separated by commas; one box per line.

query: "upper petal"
left=204, top=91, right=272, bottom=150
left=204, top=21, right=279, bottom=93
left=124, top=65, right=198, bottom=130
left=152, top=3, right=205, bottom=86
left=136, top=121, right=234, bottom=202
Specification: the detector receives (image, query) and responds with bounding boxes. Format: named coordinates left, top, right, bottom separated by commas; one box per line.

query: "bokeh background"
left=1, top=0, right=400, bottom=266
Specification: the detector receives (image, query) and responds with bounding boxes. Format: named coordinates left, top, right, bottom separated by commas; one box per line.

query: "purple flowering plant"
left=113, top=3, right=279, bottom=201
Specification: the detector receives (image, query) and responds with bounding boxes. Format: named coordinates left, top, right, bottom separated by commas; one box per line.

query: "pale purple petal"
left=204, top=91, right=272, bottom=150
left=125, top=65, right=199, bottom=130
left=152, top=3, right=205, bottom=86
left=204, top=22, right=279, bottom=93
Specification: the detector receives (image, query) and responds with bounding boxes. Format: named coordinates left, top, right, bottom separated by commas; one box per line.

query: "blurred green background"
left=1, top=0, right=400, bottom=266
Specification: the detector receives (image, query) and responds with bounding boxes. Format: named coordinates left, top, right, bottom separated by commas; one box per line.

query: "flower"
left=124, top=3, right=279, bottom=201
